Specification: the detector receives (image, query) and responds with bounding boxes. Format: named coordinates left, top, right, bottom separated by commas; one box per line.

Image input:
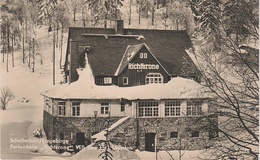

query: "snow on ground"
left=0, top=26, right=70, bottom=159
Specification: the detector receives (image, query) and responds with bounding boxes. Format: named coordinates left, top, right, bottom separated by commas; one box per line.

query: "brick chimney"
left=115, top=20, right=124, bottom=35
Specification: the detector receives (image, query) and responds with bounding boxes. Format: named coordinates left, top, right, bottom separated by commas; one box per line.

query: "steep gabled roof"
left=115, top=43, right=170, bottom=76
left=66, top=27, right=199, bottom=77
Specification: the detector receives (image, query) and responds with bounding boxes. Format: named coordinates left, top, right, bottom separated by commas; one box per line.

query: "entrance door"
left=76, top=132, right=85, bottom=145
left=145, top=133, right=156, bottom=152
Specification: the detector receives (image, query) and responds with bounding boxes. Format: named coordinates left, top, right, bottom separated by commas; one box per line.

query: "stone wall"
left=106, top=115, right=218, bottom=151
left=43, top=111, right=54, bottom=140
left=43, top=111, right=218, bottom=151
left=54, top=117, right=122, bottom=144
left=137, top=116, right=217, bottom=150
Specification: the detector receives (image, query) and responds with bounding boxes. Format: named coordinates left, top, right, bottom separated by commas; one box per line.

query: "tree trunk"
left=25, top=18, right=28, bottom=43
left=60, top=26, right=63, bottom=69
left=12, top=33, right=14, bottom=67
left=73, top=8, right=76, bottom=22
left=152, top=0, right=155, bottom=25
left=2, top=31, right=5, bottom=63
left=138, top=5, right=141, bottom=25
left=32, top=38, right=35, bottom=72
left=6, top=24, right=9, bottom=72
left=53, top=25, right=55, bottom=85
left=22, top=21, right=25, bottom=64
left=104, top=15, right=107, bottom=28
left=129, top=0, right=132, bottom=26
left=176, top=19, right=179, bottom=30
left=56, top=22, right=59, bottom=48
left=28, top=40, right=31, bottom=68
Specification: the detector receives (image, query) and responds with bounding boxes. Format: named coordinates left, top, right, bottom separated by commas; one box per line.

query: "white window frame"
left=145, top=73, right=163, bottom=84
left=71, top=101, right=80, bottom=116
left=123, top=77, right=128, bottom=85
left=140, top=53, right=147, bottom=59
left=104, top=77, right=112, bottom=84
left=101, top=102, right=110, bottom=115
left=165, top=100, right=181, bottom=116
left=187, top=100, right=203, bottom=116
left=144, top=53, right=147, bottom=58
left=58, top=101, right=66, bottom=116
left=140, top=53, right=143, bottom=58
left=138, top=101, right=159, bottom=117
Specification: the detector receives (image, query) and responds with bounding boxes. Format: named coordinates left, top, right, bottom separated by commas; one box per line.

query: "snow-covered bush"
left=0, top=86, right=14, bottom=110
left=33, top=129, right=42, bottom=138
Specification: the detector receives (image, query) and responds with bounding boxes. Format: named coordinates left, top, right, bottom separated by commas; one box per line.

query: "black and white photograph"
left=0, top=0, right=259, bottom=159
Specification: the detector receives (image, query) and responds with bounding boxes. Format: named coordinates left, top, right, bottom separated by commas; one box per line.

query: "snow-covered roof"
left=91, top=116, right=130, bottom=142
left=41, top=64, right=209, bottom=100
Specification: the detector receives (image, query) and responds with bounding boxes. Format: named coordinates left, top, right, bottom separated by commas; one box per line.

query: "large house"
left=41, top=20, right=218, bottom=153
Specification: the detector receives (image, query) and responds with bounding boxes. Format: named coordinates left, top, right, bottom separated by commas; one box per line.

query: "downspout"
left=135, top=101, right=139, bottom=149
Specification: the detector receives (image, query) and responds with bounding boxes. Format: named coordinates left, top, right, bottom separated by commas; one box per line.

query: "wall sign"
left=128, top=63, right=159, bottom=70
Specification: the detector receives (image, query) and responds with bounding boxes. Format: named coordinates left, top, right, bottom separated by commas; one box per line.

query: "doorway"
left=76, top=132, right=85, bottom=145
left=145, top=132, right=156, bottom=152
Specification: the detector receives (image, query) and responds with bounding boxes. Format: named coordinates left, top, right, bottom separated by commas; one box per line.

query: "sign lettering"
left=128, top=63, right=159, bottom=70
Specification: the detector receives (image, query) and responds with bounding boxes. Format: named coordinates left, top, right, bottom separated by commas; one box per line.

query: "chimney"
left=115, top=20, right=124, bottom=35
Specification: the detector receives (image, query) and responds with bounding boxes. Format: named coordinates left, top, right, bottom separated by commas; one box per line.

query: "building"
left=41, top=20, right=218, bottom=153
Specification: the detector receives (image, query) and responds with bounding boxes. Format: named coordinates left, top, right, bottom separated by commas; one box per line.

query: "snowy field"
left=0, top=27, right=211, bottom=160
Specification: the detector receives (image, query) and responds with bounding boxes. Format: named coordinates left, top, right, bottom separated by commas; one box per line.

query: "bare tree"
left=1, top=86, right=14, bottom=110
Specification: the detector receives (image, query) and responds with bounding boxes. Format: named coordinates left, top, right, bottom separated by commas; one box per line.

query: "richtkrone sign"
left=128, top=63, right=160, bottom=70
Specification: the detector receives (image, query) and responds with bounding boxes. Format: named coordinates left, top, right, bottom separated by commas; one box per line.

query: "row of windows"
left=170, top=131, right=200, bottom=138
left=57, top=102, right=126, bottom=116
left=138, top=101, right=203, bottom=117
left=102, top=73, right=163, bottom=86
left=57, top=101, right=203, bottom=117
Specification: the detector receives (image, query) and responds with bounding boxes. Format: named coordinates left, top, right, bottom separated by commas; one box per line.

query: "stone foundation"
left=43, top=111, right=218, bottom=152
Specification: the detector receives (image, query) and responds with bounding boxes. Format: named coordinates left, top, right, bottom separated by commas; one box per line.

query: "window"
left=72, top=101, right=80, bottom=116
left=191, top=131, right=199, bottom=137
left=165, top=100, right=181, bottom=116
left=144, top=53, right=147, bottom=58
left=138, top=101, right=159, bottom=117
left=187, top=100, right=203, bottom=116
left=146, top=73, right=163, bottom=84
left=58, top=101, right=66, bottom=116
left=123, top=77, right=128, bottom=85
left=140, top=53, right=147, bottom=58
left=101, top=102, right=110, bottom=114
left=140, top=53, right=143, bottom=58
left=170, top=132, right=178, bottom=138
left=104, top=77, right=112, bottom=84
left=120, top=102, right=125, bottom=112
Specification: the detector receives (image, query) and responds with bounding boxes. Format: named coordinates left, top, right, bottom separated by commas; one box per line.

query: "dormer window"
left=104, top=77, right=112, bottom=84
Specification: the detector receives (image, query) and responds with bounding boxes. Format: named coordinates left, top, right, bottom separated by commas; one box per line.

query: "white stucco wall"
left=47, top=98, right=209, bottom=118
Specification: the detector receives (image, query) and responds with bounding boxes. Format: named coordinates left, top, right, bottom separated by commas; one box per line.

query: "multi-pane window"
left=72, top=102, right=80, bottom=116
left=104, top=77, right=112, bottom=84
left=140, top=53, right=147, bottom=58
left=101, top=102, right=110, bottom=115
left=170, top=132, right=178, bottom=138
left=58, top=101, right=66, bottom=116
left=138, top=101, right=159, bottom=117
left=165, top=100, right=181, bottom=116
left=146, top=73, right=163, bottom=84
left=120, top=102, right=125, bottom=112
left=187, top=100, right=203, bottom=116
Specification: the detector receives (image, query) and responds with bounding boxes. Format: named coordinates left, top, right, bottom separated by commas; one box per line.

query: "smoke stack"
left=115, top=20, right=124, bottom=35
